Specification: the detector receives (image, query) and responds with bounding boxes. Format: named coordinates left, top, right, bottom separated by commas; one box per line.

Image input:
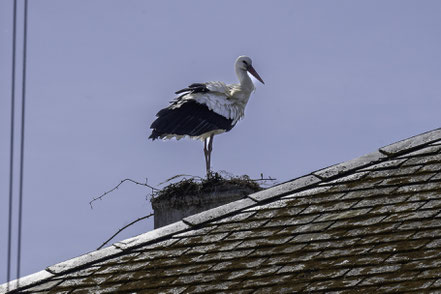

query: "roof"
left=2, top=128, right=441, bottom=293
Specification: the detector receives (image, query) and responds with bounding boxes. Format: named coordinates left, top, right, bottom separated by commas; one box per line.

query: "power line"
left=16, top=0, right=28, bottom=288
left=7, top=0, right=29, bottom=291
left=7, top=0, right=18, bottom=291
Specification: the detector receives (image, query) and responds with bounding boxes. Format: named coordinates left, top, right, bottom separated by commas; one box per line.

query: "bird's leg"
left=204, top=138, right=210, bottom=178
left=207, top=134, right=214, bottom=177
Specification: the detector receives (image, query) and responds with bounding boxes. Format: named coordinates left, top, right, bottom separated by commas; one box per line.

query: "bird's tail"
left=148, top=130, right=160, bottom=140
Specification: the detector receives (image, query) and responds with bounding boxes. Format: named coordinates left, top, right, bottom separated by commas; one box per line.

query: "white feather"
left=171, top=81, right=251, bottom=124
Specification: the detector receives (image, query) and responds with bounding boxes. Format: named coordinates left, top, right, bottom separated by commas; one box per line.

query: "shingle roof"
left=3, top=128, right=441, bottom=294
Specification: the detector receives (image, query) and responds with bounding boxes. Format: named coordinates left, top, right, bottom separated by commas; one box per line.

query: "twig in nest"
left=249, top=177, right=277, bottom=182
left=97, top=213, right=154, bottom=250
left=250, top=173, right=277, bottom=181
left=158, top=174, right=204, bottom=186
left=89, top=178, right=158, bottom=209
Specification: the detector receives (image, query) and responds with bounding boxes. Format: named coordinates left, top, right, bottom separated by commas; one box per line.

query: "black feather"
left=174, top=83, right=210, bottom=95
left=149, top=100, right=235, bottom=140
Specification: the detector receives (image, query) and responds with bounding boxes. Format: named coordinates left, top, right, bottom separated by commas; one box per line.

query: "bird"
left=149, top=56, right=264, bottom=177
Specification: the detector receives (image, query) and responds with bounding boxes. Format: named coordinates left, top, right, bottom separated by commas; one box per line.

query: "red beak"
left=247, top=65, right=265, bottom=84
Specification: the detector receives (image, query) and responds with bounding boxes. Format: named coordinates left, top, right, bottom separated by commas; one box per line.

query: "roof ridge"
left=379, top=127, right=441, bottom=156
left=2, top=127, right=441, bottom=293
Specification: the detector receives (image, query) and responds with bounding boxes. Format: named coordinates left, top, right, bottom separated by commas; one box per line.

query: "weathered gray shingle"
left=2, top=127, right=441, bottom=293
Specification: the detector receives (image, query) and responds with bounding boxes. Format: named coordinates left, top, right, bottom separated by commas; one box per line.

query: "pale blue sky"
left=1, top=0, right=441, bottom=282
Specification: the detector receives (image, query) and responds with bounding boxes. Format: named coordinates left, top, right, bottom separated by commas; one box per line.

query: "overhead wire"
left=7, top=0, right=18, bottom=291
left=16, top=0, right=29, bottom=288
left=7, top=0, right=29, bottom=290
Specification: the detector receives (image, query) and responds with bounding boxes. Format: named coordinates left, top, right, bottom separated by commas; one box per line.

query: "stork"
left=149, top=56, right=264, bottom=177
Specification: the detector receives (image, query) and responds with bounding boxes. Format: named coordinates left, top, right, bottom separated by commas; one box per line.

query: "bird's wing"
left=172, top=82, right=243, bottom=122
left=174, top=81, right=231, bottom=97
left=149, top=100, right=234, bottom=140
left=204, top=81, right=232, bottom=95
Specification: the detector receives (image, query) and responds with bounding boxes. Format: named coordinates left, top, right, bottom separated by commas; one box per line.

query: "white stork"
left=149, top=56, right=264, bottom=177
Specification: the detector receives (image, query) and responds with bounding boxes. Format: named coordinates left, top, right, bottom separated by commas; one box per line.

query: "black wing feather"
left=174, top=83, right=209, bottom=95
left=149, top=100, right=235, bottom=140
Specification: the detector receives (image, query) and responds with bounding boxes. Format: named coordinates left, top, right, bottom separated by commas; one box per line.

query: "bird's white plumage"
left=204, top=81, right=233, bottom=95
left=161, top=128, right=226, bottom=141
left=170, top=81, right=249, bottom=124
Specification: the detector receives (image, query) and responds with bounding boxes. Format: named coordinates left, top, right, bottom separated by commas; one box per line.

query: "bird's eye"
left=242, top=60, right=248, bottom=66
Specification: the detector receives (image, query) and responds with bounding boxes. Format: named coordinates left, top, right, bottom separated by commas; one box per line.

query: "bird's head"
left=236, top=56, right=265, bottom=84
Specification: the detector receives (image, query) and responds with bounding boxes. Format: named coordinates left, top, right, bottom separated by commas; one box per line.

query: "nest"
left=151, top=172, right=265, bottom=202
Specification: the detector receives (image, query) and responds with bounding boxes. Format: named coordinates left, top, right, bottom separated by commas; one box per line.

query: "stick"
left=97, top=213, right=154, bottom=250
left=89, top=178, right=158, bottom=209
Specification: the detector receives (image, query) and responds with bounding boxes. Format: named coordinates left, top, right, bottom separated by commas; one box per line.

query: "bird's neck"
left=235, top=68, right=255, bottom=93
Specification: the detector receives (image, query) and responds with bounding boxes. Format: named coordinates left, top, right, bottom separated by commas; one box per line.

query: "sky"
left=1, top=0, right=441, bottom=284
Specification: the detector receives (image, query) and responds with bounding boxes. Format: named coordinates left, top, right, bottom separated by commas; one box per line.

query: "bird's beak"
left=247, top=65, right=265, bottom=84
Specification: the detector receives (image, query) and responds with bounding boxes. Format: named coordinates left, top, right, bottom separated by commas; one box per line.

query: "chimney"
left=151, top=179, right=260, bottom=229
